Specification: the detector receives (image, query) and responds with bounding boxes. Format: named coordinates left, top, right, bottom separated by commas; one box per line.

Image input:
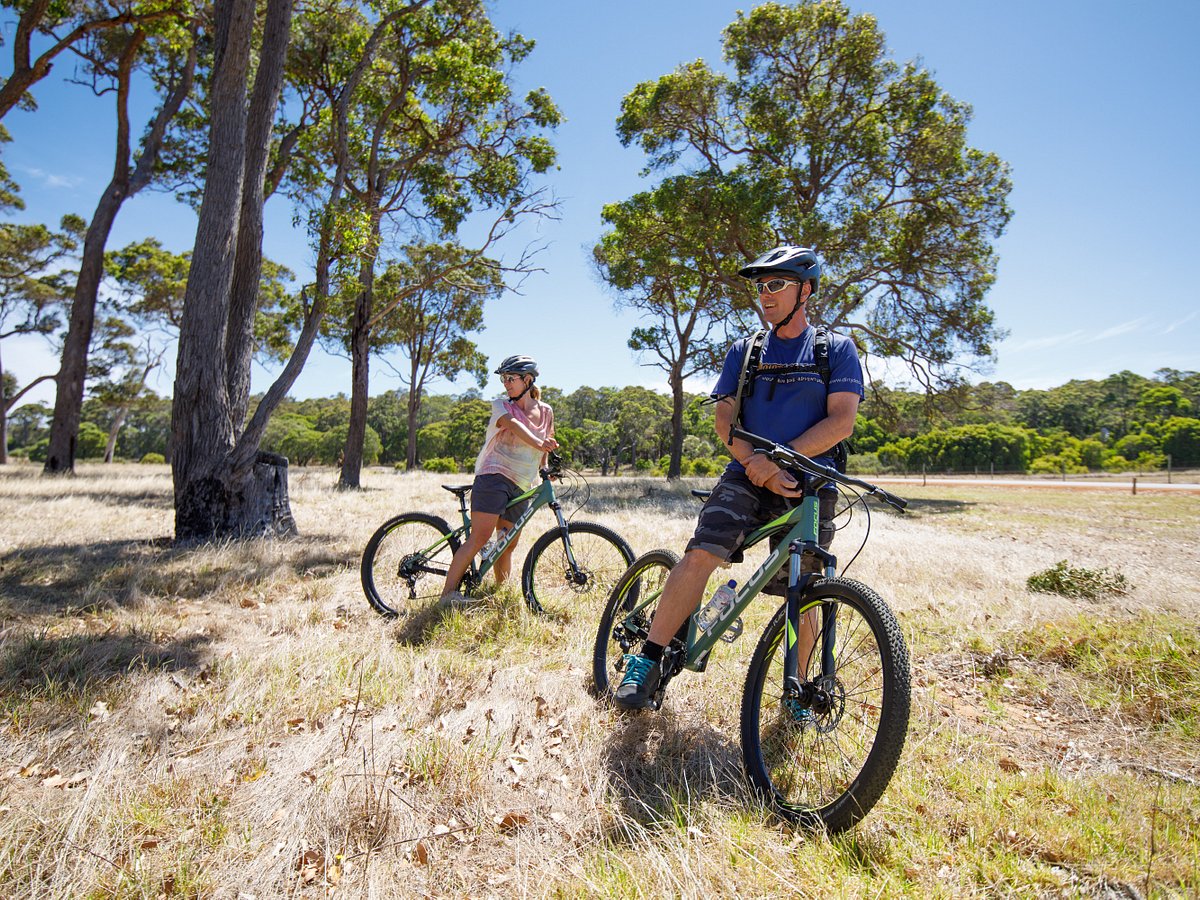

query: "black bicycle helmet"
left=737, top=245, right=821, bottom=295
left=494, top=355, right=539, bottom=377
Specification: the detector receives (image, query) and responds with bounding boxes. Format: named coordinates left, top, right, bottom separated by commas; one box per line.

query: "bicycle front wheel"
left=521, top=520, right=635, bottom=616
left=740, top=577, right=910, bottom=833
left=361, top=513, right=460, bottom=618
left=592, top=549, right=678, bottom=698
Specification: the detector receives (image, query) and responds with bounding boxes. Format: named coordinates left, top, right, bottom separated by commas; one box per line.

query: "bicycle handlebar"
left=539, top=451, right=564, bottom=480
left=731, top=426, right=908, bottom=512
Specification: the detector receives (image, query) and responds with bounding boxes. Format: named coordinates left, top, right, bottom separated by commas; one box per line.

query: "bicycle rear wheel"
left=740, top=577, right=910, bottom=833
left=361, top=513, right=460, bottom=618
left=592, top=549, right=678, bottom=698
left=521, top=520, right=635, bottom=616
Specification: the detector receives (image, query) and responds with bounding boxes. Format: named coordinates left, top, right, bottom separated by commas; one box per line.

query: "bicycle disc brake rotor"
left=563, top=566, right=593, bottom=592
left=809, top=675, right=846, bottom=734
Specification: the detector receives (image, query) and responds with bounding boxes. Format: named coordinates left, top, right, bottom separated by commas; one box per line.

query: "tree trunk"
left=405, top=382, right=422, bottom=471
left=339, top=216, right=381, bottom=489
left=43, top=182, right=127, bottom=473
left=339, top=288, right=372, bottom=487
left=225, top=0, right=294, bottom=431
left=668, top=368, right=685, bottom=480
left=104, top=405, right=130, bottom=463
left=0, top=343, right=7, bottom=464
left=173, top=0, right=267, bottom=539
left=172, top=0, right=301, bottom=542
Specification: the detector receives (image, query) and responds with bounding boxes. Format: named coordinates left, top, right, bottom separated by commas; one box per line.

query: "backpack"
left=729, top=325, right=851, bottom=473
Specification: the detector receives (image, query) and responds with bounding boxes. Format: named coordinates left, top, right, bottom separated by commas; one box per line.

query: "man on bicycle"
left=614, top=245, right=865, bottom=710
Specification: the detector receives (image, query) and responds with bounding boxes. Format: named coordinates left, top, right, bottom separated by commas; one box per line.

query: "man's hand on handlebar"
left=763, top=466, right=803, bottom=498
left=742, top=452, right=779, bottom=487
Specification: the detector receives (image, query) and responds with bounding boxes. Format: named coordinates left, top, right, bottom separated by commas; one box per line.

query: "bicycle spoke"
left=741, top=578, right=910, bottom=832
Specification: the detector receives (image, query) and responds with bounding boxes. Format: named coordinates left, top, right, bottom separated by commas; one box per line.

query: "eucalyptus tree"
left=0, top=0, right=189, bottom=119
left=42, top=8, right=197, bottom=473
left=290, top=0, right=560, bottom=488
left=0, top=214, right=84, bottom=462
left=171, top=0, right=302, bottom=540
left=614, top=0, right=1012, bottom=397
left=595, top=172, right=767, bottom=478
left=361, top=242, right=503, bottom=471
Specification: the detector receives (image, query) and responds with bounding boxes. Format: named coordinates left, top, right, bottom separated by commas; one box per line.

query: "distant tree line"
left=7, top=367, right=1198, bottom=473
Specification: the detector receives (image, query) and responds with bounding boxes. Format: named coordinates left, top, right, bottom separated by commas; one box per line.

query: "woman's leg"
left=491, top=517, right=519, bottom=584
left=440, top=510, right=500, bottom=599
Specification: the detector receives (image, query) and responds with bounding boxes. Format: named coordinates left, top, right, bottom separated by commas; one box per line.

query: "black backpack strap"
left=814, top=324, right=852, bottom=471
left=730, top=329, right=768, bottom=427
left=814, top=324, right=831, bottom=388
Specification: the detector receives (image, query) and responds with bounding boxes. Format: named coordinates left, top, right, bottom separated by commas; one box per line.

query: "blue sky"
left=4, top=0, right=1198, bottom=407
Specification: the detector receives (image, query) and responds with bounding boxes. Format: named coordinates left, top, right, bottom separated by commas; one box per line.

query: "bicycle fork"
left=782, top=539, right=838, bottom=716
left=549, top=502, right=588, bottom=585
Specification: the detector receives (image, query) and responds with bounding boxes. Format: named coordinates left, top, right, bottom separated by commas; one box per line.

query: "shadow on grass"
left=0, top=536, right=352, bottom=616
left=390, top=602, right=452, bottom=646
left=885, top=496, right=972, bottom=515
left=599, top=706, right=747, bottom=828
left=0, top=627, right=212, bottom=705
left=575, top=475, right=973, bottom=519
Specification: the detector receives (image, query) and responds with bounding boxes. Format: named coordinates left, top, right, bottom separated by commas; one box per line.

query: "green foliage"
left=140, top=452, right=166, bottom=464
left=1026, top=561, right=1129, bottom=601
left=905, top=423, right=1032, bottom=472
left=0, top=216, right=82, bottom=396
left=615, top=0, right=1012, bottom=390
left=1161, top=416, right=1200, bottom=466
left=421, top=456, right=459, bottom=474
left=1113, top=429, right=1159, bottom=460
left=320, top=424, right=382, bottom=467
left=75, top=421, right=109, bottom=460
left=689, top=457, right=723, bottom=477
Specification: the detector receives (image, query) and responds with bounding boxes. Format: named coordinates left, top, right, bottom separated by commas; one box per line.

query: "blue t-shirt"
left=711, top=326, right=864, bottom=470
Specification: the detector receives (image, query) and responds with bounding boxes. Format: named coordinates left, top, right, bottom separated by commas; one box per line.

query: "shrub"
left=846, top=452, right=884, bottom=474
left=1026, top=560, right=1129, bottom=600
left=421, top=457, right=459, bottom=473
left=1102, top=454, right=1133, bottom=473
left=1029, top=454, right=1087, bottom=475
left=690, top=458, right=723, bottom=477
left=140, top=452, right=166, bottom=465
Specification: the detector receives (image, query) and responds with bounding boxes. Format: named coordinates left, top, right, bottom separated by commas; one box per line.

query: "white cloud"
left=1005, top=330, right=1087, bottom=352
left=1005, top=318, right=1148, bottom=353
left=19, top=166, right=84, bottom=190
left=1164, top=311, right=1198, bottom=334
left=1088, top=318, right=1146, bottom=342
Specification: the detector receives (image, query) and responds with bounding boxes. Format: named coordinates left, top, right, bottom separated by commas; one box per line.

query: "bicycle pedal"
left=719, top=617, right=744, bottom=643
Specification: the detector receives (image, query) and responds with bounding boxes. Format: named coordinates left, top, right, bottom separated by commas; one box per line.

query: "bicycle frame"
left=448, top=467, right=578, bottom=587
left=683, top=482, right=834, bottom=671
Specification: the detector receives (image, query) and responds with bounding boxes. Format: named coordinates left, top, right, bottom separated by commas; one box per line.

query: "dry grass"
left=1, top=460, right=1197, bottom=898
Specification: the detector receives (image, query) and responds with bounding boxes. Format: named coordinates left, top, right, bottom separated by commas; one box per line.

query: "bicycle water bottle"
left=696, top=580, right=738, bottom=633
left=481, top=527, right=512, bottom=562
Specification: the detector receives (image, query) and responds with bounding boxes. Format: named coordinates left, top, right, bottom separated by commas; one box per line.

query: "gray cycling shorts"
left=686, top=468, right=837, bottom=589
left=470, top=473, right=530, bottom=521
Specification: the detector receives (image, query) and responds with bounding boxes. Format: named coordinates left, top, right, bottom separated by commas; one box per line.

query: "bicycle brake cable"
left=836, top=484, right=872, bottom=576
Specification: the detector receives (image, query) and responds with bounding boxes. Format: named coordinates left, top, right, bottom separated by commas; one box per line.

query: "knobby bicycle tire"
left=740, top=577, right=910, bottom=833
left=592, top=549, right=678, bottom=697
left=361, top=512, right=460, bottom=618
left=521, top=520, right=635, bottom=617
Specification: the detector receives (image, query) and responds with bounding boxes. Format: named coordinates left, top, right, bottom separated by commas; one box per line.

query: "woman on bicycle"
left=439, top=355, right=559, bottom=607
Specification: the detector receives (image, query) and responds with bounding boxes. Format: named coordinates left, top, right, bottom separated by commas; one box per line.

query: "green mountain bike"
left=593, top=428, right=911, bottom=832
left=362, top=454, right=635, bottom=617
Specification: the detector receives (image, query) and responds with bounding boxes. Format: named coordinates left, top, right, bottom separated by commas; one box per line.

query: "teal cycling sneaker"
left=613, top=654, right=662, bottom=710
